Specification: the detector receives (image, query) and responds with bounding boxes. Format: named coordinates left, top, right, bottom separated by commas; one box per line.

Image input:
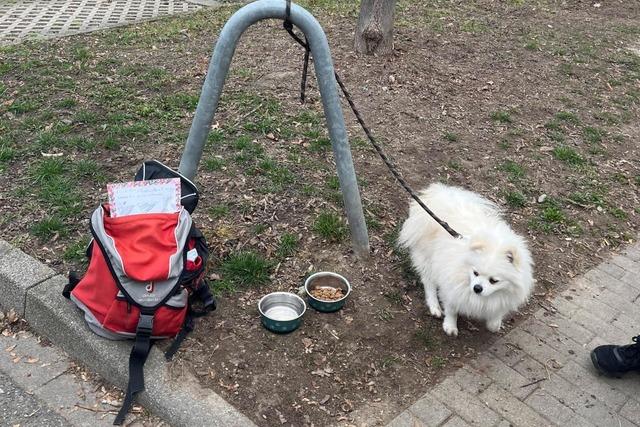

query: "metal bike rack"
left=178, top=0, right=370, bottom=258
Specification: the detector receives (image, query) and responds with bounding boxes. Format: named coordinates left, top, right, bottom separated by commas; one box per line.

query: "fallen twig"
left=520, top=378, right=546, bottom=388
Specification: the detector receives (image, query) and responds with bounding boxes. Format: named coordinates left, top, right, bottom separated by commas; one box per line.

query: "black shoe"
left=591, top=335, right=640, bottom=376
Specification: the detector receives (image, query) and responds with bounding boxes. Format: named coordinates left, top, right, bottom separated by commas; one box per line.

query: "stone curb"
left=0, top=240, right=256, bottom=427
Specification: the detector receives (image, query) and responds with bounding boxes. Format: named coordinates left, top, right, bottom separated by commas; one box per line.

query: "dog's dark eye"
left=489, top=278, right=499, bottom=284
left=473, top=270, right=479, bottom=277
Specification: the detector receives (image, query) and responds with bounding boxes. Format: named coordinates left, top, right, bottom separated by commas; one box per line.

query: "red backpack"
left=63, top=160, right=215, bottom=425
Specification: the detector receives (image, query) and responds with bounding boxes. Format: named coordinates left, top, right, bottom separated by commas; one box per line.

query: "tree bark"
left=354, top=0, right=396, bottom=56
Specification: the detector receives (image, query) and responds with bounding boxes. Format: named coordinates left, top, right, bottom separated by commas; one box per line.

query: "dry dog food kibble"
left=311, top=287, right=344, bottom=301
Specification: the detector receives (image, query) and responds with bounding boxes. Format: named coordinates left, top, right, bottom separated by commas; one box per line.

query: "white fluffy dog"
left=398, top=183, right=534, bottom=336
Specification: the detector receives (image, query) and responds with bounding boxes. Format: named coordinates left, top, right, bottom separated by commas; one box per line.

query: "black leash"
left=282, top=2, right=462, bottom=240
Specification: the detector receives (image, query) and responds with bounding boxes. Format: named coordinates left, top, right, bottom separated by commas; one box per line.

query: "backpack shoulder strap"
left=113, top=311, right=155, bottom=425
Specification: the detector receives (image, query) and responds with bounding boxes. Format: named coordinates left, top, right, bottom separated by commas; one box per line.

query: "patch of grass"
left=610, top=207, right=628, bottom=220
left=383, top=291, right=403, bottom=305
left=55, top=98, right=77, bottom=108
left=567, top=191, right=603, bottom=207
left=593, top=111, right=619, bottom=125
left=504, top=191, right=526, bottom=208
left=309, top=137, right=332, bottom=152
left=376, top=308, right=395, bottom=322
left=31, top=216, right=68, bottom=240
left=204, top=157, right=225, bottom=171
left=555, top=111, right=580, bottom=124
left=430, top=356, right=447, bottom=369
left=414, top=328, right=436, bottom=349
left=313, top=211, right=347, bottom=242
left=490, top=110, right=512, bottom=124
left=326, top=176, right=340, bottom=190
left=0, top=141, right=15, bottom=165
left=276, top=233, right=299, bottom=259
left=75, top=110, right=99, bottom=124
left=219, top=251, right=273, bottom=288
left=207, top=129, right=225, bottom=145
left=461, top=19, right=487, bottom=33
left=583, top=126, right=603, bottom=144
left=63, top=237, right=90, bottom=262
left=552, top=146, right=585, bottom=166
left=530, top=199, right=567, bottom=233
left=102, top=136, right=120, bottom=150
left=524, top=39, right=539, bottom=51
left=381, top=356, right=399, bottom=369
left=447, top=160, right=462, bottom=171
left=498, top=160, right=525, bottom=181
left=8, top=99, right=39, bottom=114
left=443, top=132, right=458, bottom=142
left=66, top=136, right=97, bottom=151
left=72, top=159, right=105, bottom=182
left=209, top=204, right=229, bottom=219
left=30, top=158, right=66, bottom=183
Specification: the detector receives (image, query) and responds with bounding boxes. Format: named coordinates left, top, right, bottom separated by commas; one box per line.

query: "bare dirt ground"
left=1, top=1, right=639, bottom=426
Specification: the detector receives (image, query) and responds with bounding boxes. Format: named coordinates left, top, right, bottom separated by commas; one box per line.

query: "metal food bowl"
left=305, top=272, right=351, bottom=312
left=258, top=292, right=306, bottom=333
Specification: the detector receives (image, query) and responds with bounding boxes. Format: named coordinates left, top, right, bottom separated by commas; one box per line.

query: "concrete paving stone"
left=561, top=288, right=618, bottom=323
left=555, top=360, right=628, bottom=410
left=519, top=317, right=584, bottom=362
left=584, top=268, right=638, bottom=297
left=595, top=261, right=627, bottom=279
left=0, top=331, right=69, bottom=393
left=36, top=374, right=118, bottom=427
left=408, top=393, right=452, bottom=426
left=386, top=410, right=423, bottom=427
left=478, top=383, right=549, bottom=427
left=468, top=353, right=537, bottom=401
left=578, top=274, right=640, bottom=315
left=563, top=414, right=597, bottom=427
left=622, top=244, right=640, bottom=262
left=493, top=420, right=513, bottom=427
left=532, top=308, right=595, bottom=345
left=0, top=240, right=11, bottom=256
left=431, top=378, right=501, bottom=426
left=0, top=371, right=71, bottom=427
left=548, top=295, right=581, bottom=318
left=0, top=241, right=56, bottom=316
left=610, top=255, right=640, bottom=275
left=502, top=328, right=571, bottom=368
left=450, top=365, right=492, bottom=395
left=25, top=275, right=256, bottom=427
left=441, top=415, right=471, bottom=427
left=488, top=338, right=527, bottom=368
left=524, top=389, right=578, bottom=425
left=611, top=312, right=640, bottom=337
left=518, top=363, right=634, bottom=427
left=619, top=271, right=640, bottom=291
left=620, top=398, right=640, bottom=426
left=564, top=307, right=630, bottom=345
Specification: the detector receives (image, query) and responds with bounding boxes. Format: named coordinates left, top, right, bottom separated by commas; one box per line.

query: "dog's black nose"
left=473, top=284, right=483, bottom=294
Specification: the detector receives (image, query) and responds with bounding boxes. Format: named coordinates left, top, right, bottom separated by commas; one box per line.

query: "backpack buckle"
left=136, top=313, right=154, bottom=336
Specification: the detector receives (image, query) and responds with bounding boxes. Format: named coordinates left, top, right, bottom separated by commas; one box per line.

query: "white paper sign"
left=107, top=178, right=181, bottom=218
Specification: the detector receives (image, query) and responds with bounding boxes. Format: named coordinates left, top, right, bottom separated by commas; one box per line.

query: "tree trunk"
left=354, top=0, right=396, bottom=56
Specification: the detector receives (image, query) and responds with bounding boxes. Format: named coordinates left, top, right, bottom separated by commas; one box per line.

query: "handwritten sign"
left=107, top=179, right=181, bottom=218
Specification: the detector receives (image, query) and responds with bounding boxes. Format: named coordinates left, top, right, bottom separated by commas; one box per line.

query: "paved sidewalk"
left=0, top=0, right=214, bottom=46
left=388, top=243, right=640, bottom=427
left=0, top=327, right=165, bottom=426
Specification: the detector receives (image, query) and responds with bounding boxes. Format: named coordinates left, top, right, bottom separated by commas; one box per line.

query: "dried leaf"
left=7, top=309, right=18, bottom=324
left=5, top=344, right=16, bottom=352
left=26, top=357, right=39, bottom=364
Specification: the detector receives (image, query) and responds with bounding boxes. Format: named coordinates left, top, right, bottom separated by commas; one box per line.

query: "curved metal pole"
left=179, top=0, right=370, bottom=258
